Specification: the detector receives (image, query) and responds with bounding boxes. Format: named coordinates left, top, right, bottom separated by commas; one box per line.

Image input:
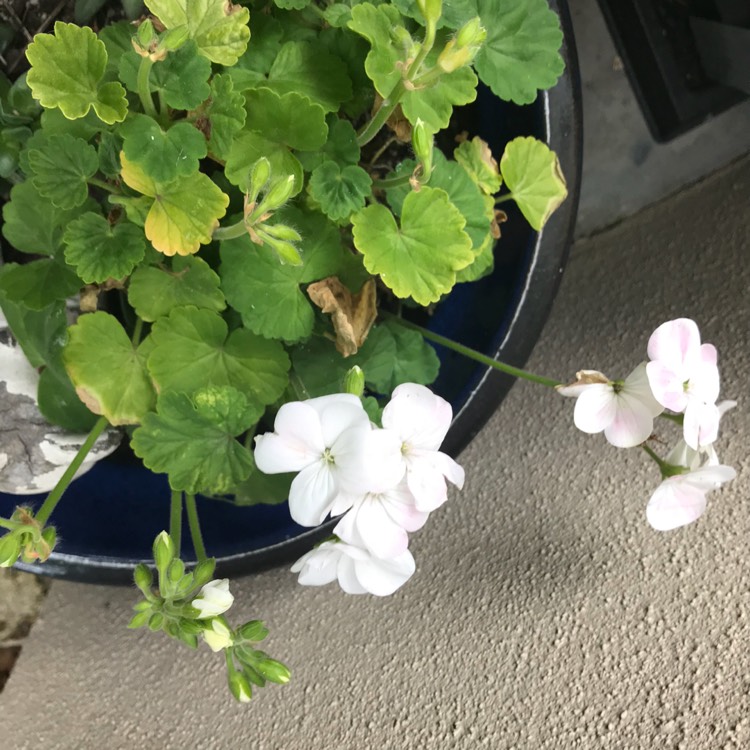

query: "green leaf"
left=63, top=312, right=155, bottom=425
left=128, top=256, right=226, bottom=322
left=228, top=461, right=294, bottom=507
left=38, top=363, right=99, bottom=432
left=39, top=108, right=106, bottom=140
left=309, top=161, right=372, bottom=222
left=224, top=131, right=302, bottom=195
left=63, top=213, right=146, bottom=283
left=118, top=41, right=212, bottom=111
left=27, top=134, right=98, bottom=209
left=0, top=297, right=66, bottom=368
left=228, top=15, right=282, bottom=89
left=319, top=27, right=373, bottom=119
left=500, top=136, right=567, bottom=230
left=244, top=89, right=327, bottom=152
left=2, top=181, right=85, bottom=256
left=262, top=42, right=353, bottom=113
left=273, top=0, right=310, bottom=9
left=401, top=66, right=477, bottom=133
left=99, top=21, right=135, bottom=80
left=120, top=115, right=207, bottom=183
left=75, top=0, right=108, bottom=23
left=296, top=118, right=359, bottom=172
left=26, top=22, right=128, bottom=124
left=454, top=135, right=502, bottom=194
left=119, top=153, right=229, bottom=256
left=97, top=131, right=122, bottom=177
left=351, top=187, right=474, bottom=305
left=0, top=260, right=81, bottom=311
left=144, top=0, right=250, bottom=66
left=0, top=74, right=42, bottom=125
left=470, top=0, right=564, bottom=105
left=220, top=208, right=346, bottom=342
left=392, top=0, right=476, bottom=28
left=348, top=3, right=407, bottom=97
left=194, top=74, right=246, bottom=161
left=132, top=386, right=257, bottom=495
left=455, top=232, right=494, bottom=283
left=147, top=306, right=289, bottom=408
left=109, top=194, right=152, bottom=228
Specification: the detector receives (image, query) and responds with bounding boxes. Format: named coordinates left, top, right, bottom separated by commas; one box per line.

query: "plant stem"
left=137, top=57, right=158, bottom=120
left=368, top=135, right=398, bottom=167
left=185, top=494, right=207, bottom=563
left=170, top=490, right=182, bottom=554
left=384, top=313, right=562, bottom=389
left=131, top=317, right=144, bottom=347
left=372, top=172, right=414, bottom=190
left=659, top=411, right=684, bottom=426
left=213, top=220, right=249, bottom=241
left=35, top=417, right=109, bottom=526
left=0, top=518, right=17, bottom=531
left=357, top=81, right=405, bottom=147
left=494, top=194, right=515, bottom=206
left=88, top=177, right=116, bottom=193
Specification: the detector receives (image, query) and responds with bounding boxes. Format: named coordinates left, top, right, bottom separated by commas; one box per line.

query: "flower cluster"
left=253, top=383, right=464, bottom=596
left=558, top=318, right=736, bottom=531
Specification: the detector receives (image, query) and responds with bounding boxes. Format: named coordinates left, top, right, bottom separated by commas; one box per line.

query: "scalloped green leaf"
left=401, top=65, right=477, bottom=133
left=97, top=131, right=122, bottom=177
left=99, top=20, right=134, bottom=79
left=27, top=134, right=98, bottom=209
left=26, top=22, right=128, bottom=124
left=63, top=212, right=146, bottom=283
left=131, top=387, right=258, bottom=495
left=193, top=74, right=246, bottom=161
left=147, top=306, right=289, bottom=408
left=348, top=3, right=407, bottom=98
left=262, top=41, right=352, bottom=113
left=63, top=311, right=156, bottom=425
left=454, top=135, right=503, bottom=195
left=118, top=41, right=212, bottom=111
left=0, top=260, right=81, bottom=311
left=120, top=115, right=207, bottom=183
left=144, top=0, right=250, bottom=66
left=244, top=88, right=327, bottom=151
left=128, top=256, right=226, bottom=322
left=297, top=118, right=360, bottom=172
left=220, top=208, right=346, bottom=342
left=470, top=0, right=564, bottom=105
left=119, top=153, right=229, bottom=256
left=38, top=358, right=100, bottom=432
left=273, top=0, right=310, bottom=9
left=2, top=181, right=85, bottom=256
left=351, top=187, right=474, bottom=305
left=309, top=161, right=372, bottom=222
left=0, top=297, right=67, bottom=368
left=500, top=136, right=567, bottom=230
left=224, top=131, right=303, bottom=195
left=40, top=108, right=106, bottom=140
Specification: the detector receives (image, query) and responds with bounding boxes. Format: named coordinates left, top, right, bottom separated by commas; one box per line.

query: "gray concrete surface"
left=2, top=151, right=748, bottom=748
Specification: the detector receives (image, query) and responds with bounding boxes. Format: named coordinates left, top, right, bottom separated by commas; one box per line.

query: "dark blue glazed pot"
left=3, top=0, right=582, bottom=584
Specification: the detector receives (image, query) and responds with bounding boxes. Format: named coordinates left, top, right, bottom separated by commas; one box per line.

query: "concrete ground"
left=2, top=149, right=749, bottom=749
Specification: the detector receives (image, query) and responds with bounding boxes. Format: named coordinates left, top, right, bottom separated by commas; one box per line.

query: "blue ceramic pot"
left=3, top=0, right=582, bottom=583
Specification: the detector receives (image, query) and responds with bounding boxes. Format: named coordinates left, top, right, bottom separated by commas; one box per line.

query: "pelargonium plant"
left=0, top=0, right=736, bottom=704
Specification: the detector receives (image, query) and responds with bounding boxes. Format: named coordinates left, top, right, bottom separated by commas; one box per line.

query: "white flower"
left=333, top=482, right=429, bottom=559
left=646, top=318, right=721, bottom=449
left=291, top=540, right=416, bottom=596
left=254, top=394, right=403, bottom=527
left=646, top=465, right=736, bottom=531
left=202, top=618, right=234, bottom=652
left=192, top=579, right=234, bottom=619
left=380, top=383, right=465, bottom=512
left=665, top=400, right=737, bottom=469
left=557, top=364, right=663, bottom=448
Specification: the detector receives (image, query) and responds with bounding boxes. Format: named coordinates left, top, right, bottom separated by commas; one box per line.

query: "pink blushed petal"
left=647, top=318, right=701, bottom=370
left=603, top=394, right=655, bottom=448
left=353, top=550, right=416, bottom=596
left=382, top=384, right=453, bottom=451
left=572, top=385, right=617, bottom=434
left=683, top=399, right=720, bottom=450
left=646, top=479, right=708, bottom=531
left=645, top=361, right=688, bottom=413
left=287, top=462, right=338, bottom=527
left=353, top=497, right=409, bottom=559
left=253, top=432, right=315, bottom=474
left=381, top=485, right=429, bottom=532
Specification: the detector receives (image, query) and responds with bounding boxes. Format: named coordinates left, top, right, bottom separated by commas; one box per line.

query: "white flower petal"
left=646, top=478, right=708, bottom=531
left=336, top=427, right=405, bottom=494
left=687, top=344, right=720, bottom=404
left=647, top=318, right=701, bottom=371
left=406, top=457, right=449, bottom=512
left=381, top=484, right=430, bottom=532
left=274, top=401, right=326, bottom=452
left=353, top=550, right=416, bottom=596
left=337, top=555, right=369, bottom=594
left=683, top=399, right=720, bottom=450
left=680, top=465, right=736, bottom=491
left=603, top=393, right=655, bottom=448
left=622, top=362, right=664, bottom=417
left=292, top=543, right=341, bottom=586
left=645, top=361, right=689, bottom=413
left=382, top=383, right=453, bottom=451
left=358, top=500, right=409, bottom=559
left=287, top=462, right=338, bottom=526
left=312, top=396, right=369, bottom=446
left=253, top=432, right=315, bottom=474
left=572, top=384, right=617, bottom=434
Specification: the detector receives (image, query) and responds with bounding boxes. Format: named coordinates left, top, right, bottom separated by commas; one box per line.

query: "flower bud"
left=259, top=232, right=303, bottom=266
left=159, top=25, right=190, bottom=52
left=127, top=611, right=151, bottom=629
left=167, top=558, right=185, bottom=584
left=192, top=558, right=216, bottom=589
left=254, top=654, right=291, bottom=684
left=249, top=158, right=271, bottom=202
left=411, top=119, right=433, bottom=180
left=152, top=531, right=175, bottom=573
left=455, top=17, right=486, bottom=49
left=261, top=223, right=302, bottom=243
left=236, top=620, right=269, bottom=643
left=133, top=563, right=153, bottom=594
left=242, top=665, right=266, bottom=687
left=0, top=532, right=21, bottom=568
left=137, top=19, right=156, bottom=47
left=228, top=670, right=253, bottom=703
left=416, top=0, right=442, bottom=25
left=259, top=175, right=296, bottom=213
left=148, top=612, right=165, bottom=631
left=202, top=618, right=234, bottom=652
left=192, top=578, right=234, bottom=619
left=343, top=366, right=365, bottom=398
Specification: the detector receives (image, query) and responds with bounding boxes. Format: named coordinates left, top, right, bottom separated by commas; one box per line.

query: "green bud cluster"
left=0, top=506, right=57, bottom=567
left=437, top=17, right=487, bottom=73
left=132, top=19, right=189, bottom=61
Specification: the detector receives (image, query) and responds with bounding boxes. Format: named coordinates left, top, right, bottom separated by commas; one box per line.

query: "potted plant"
left=0, top=0, right=734, bottom=705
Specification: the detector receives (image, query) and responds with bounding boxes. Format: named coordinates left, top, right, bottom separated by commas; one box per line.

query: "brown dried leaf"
left=491, top=209, right=507, bottom=240
left=307, top=277, right=377, bottom=357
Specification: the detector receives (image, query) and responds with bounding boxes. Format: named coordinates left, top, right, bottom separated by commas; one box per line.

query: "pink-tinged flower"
left=333, top=482, right=429, bottom=559
left=668, top=400, right=737, bottom=469
left=557, top=364, right=663, bottom=448
left=254, top=394, right=403, bottom=527
left=291, top=540, right=416, bottom=596
left=646, top=318, right=721, bottom=449
left=646, top=465, right=736, bottom=531
left=380, top=384, right=464, bottom=512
